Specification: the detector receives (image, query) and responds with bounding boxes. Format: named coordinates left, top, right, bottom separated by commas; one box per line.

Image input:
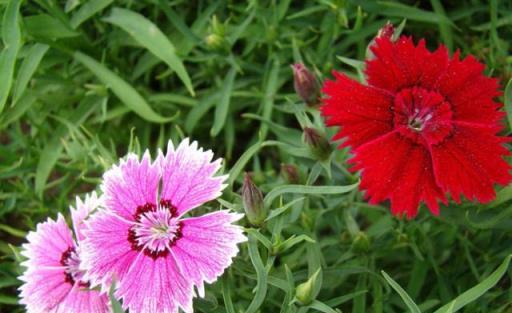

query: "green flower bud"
left=242, top=173, right=267, bottom=227
left=351, top=231, right=370, bottom=254
left=303, top=127, right=332, bottom=161
left=295, top=268, right=322, bottom=305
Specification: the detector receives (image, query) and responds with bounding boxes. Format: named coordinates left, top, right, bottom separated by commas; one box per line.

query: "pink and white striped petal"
left=157, top=138, right=228, bottom=216
left=102, top=151, right=160, bottom=220
left=70, top=192, right=102, bottom=243
left=171, top=211, right=246, bottom=297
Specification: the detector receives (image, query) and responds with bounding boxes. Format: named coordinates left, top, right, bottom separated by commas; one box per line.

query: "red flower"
left=321, top=36, right=511, bottom=218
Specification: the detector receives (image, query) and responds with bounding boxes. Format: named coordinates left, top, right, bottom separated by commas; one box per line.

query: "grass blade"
left=13, top=43, right=49, bottom=104
left=211, top=66, right=237, bottom=136
left=264, top=183, right=359, bottom=208
left=74, top=51, right=173, bottom=123
left=104, top=7, right=194, bottom=96
left=245, top=234, right=268, bottom=313
left=71, top=0, right=113, bottom=28
left=433, top=255, right=512, bottom=313
left=504, top=78, right=512, bottom=131
left=0, top=0, right=22, bottom=113
left=382, top=271, right=421, bottom=313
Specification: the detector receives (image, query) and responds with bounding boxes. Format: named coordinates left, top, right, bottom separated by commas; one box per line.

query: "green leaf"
left=264, top=182, right=359, bottom=208
left=0, top=0, right=22, bottom=113
left=24, top=14, right=80, bottom=38
left=211, top=66, right=236, bottom=136
left=74, top=51, right=173, bottom=123
left=259, top=57, right=280, bottom=140
left=308, top=300, right=339, bottom=313
left=504, top=78, right=512, bottom=131
left=0, top=224, right=26, bottom=238
left=35, top=96, right=100, bottom=196
left=70, top=0, right=114, bottom=28
left=245, top=235, right=268, bottom=313
left=104, top=8, right=194, bottom=96
left=382, top=271, right=421, bottom=313
left=13, top=43, right=49, bottom=104
left=109, top=281, right=125, bottom=313
left=433, top=255, right=512, bottom=313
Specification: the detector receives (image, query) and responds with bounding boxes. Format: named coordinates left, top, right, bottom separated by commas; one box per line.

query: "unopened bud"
left=291, top=63, right=319, bottom=106
left=280, top=163, right=301, bottom=184
left=377, top=21, right=394, bottom=40
left=242, top=173, right=267, bottom=226
left=205, top=15, right=228, bottom=51
left=366, top=22, right=395, bottom=60
left=303, top=127, right=332, bottom=161
left=351, top=231, right=370, bottom=254
left=295, top=268, right=322, bottom=305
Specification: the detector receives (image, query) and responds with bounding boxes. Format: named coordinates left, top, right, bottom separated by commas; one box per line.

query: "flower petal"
left=20, top=214, right=74, bottom=268
left=352, top=132, right=446, bottom=218
left=18, top=215, right=74, bottom=313
left=19, top=267, right=72, bottom=313
left=102, top=151, right=160, bottom=220
left=158, top=138, right=227, bottom=215
left=70, top=192, right=101, bottom=242
left=81, top=210, right=138, bottom=293
left=366, top=36, right=449, bottom=92
left=57, top=285, right=109, bottom=313
left=436, top=52, right=503, bottom=125
left=321, top=72, right=394, bottom=148
left=431, top=123, right=511, bottom=203
left=171, top=211, right=246, bottom=297
left=115, top=254, right=193, bottom=313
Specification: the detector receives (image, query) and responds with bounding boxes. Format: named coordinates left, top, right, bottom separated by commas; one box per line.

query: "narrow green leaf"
left=0, top=0, right=22, bottom=113
left=0, top=224, right=26, bottom=238
left=13, top=43, right=49, bottom=104
left=70, top=0, right=113, bottom=28
left=74, top=51, right=172, bottom=123
left=433, top=255, right=512, bottom=313
left=35, top=96, right=100, bottom=196
left=245, top=235, right=268, bottom=313
left=104, top=8, right=194, bottom=96
left=308, top=300, right=339, bottom=313
left=228, top=141, right=279, bottom=187
left=24, top=14, right=80, bottom=38
left=504, top=78, right=512, bottom=131
left=211, top=66, right=237, bottom=136
left=264, top=183, right=359, bottom=208
left=259, top=58, right=280, bottom=140
left=109, top=282, right=125, bottom=313
left=382, top=271, right=421, bottom=313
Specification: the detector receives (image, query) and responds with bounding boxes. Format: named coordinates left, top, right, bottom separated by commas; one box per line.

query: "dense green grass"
left=1, top=0, right=512, bottom=312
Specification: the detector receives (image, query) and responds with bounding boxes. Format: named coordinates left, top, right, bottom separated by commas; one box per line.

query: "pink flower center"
left=60, top=247, right=89, bottom=287
left=393, top=87, right=453, bottom=145
left=128, top=200, right=183, bottom=259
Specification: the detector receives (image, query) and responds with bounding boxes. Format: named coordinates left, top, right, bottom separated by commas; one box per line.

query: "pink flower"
left=18, top=192, right=110, bottom=313
left=81, top=139, right=247, bottom=313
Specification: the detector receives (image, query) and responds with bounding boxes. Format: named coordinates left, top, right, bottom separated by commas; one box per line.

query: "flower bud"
left=351, top=231, right=370, bottom=254
left=205, top=15, right=228, bottom=51
left=377, top=21, right=395, bottom=40
left=291, top=63, right=319, bottom=106
left=303, top=127, right=332, bottom=161
left=242, top=173, right=267, bottom=226
left=280, top=163, right=301, bottom=184
left=366, top=22, right=395, bottom=60
left=295, top=268, right=321, bottom=305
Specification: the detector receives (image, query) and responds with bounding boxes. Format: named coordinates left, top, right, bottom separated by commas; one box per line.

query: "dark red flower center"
left=393, top=87, right=453, bottom=145
left=60, top=247, right=89, bottom=287
left=127, top=199, right=183, bottom=260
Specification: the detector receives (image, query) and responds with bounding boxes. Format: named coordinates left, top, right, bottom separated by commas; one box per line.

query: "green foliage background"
left=1, top=0, right=512, bottom=312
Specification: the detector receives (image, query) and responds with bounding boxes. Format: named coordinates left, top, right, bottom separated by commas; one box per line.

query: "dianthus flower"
left=322, top=35, right=511, bottom=218
left=19, top=192, right=109, bottom=313
left=81, top=139, right=246, bottom=313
